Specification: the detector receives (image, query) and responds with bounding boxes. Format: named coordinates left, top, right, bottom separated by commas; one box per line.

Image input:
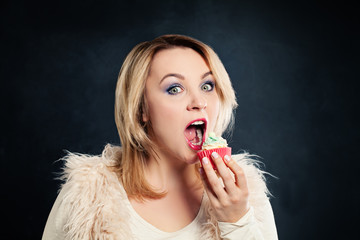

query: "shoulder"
left=57, top=144, right=122, bottom=198
left=232, top=152, right=268, bottom=190
left=231, top=153, right=269, bottom=193
left=50, top=144, right=132, bottom=239
left=59, top=144, right=121, bottom=181
left=232, top=153, right=272, bottom=222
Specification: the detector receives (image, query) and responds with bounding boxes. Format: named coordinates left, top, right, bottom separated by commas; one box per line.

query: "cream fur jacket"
left=43, top=144, right=278, bottom=240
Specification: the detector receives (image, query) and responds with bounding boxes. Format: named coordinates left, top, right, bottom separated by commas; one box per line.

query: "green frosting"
left=203, top=132, right=227, bottom=147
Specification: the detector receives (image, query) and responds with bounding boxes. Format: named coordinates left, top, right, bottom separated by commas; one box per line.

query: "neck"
left=144, top=150, right=201, bottom=193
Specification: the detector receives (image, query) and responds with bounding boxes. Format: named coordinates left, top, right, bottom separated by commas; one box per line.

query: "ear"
left=141, top=97, right=149, bottom=123
left=142, top=111, right=149, bottom=122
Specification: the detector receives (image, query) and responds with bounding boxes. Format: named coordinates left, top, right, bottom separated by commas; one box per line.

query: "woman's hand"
left=199, top=152, right=250, bottom=223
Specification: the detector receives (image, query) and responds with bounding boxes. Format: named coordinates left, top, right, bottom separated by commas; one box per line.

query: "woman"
left=42, top=35, right=278, bottom=239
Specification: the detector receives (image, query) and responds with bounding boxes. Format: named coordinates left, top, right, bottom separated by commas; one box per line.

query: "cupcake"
left=197, top=132, right=231, bottom=169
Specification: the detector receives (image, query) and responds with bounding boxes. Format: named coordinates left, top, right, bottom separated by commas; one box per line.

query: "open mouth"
left=184, top=119, right=207, bottom=151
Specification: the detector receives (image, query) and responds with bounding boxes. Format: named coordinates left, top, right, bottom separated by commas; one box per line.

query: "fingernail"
left=211, top=152, right=219, bottom=158
left=202, top=157, right=209, bottom=165
left=224, top=155, right=231, bottom=163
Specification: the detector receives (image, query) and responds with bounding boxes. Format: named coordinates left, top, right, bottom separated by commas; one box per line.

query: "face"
left=143, top=47, right=220, bottom=164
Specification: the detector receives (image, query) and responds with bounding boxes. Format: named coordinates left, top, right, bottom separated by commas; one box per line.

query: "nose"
left=187, top=92, right=207, bottom=111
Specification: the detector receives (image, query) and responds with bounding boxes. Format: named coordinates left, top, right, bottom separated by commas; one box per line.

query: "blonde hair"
left=114, top=34, right=238, bottom=199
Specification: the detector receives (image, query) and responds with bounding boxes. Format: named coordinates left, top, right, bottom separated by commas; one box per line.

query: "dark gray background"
left=1, top=0, right=359, bottom=239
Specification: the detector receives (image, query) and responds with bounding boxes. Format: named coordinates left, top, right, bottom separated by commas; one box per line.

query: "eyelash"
left=166, top=84, right=183, bottom=95
left=166, top=80, right=215, bottom=95
left=201, top=80, right=215, bottom=92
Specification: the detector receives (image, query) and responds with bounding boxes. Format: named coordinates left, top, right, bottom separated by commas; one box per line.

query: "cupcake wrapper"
left=197, top=147, right=232, bottom=169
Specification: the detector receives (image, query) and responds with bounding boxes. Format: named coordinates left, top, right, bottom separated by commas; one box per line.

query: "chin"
left=163, top=142, right=201, bottom=166
left=183, top=151, right=200, bottom=165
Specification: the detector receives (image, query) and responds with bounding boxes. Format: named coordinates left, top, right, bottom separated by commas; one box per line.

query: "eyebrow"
left=159, top=71, right=213, bottom=84
left=202, top=71, right=212, bottom=79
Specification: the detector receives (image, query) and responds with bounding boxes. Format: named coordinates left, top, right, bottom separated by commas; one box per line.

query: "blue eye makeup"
left=201, top=80, right=215, bottom=92
left=166, top=84, right=184, bottom=95
left=165, top=80, right=214, bottom=95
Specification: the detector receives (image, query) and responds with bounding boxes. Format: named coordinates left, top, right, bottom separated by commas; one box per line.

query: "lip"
left=184, top=118, right=207, bottom=151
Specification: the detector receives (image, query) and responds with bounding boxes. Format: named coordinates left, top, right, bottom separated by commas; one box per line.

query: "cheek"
left=148, top=100, right=180, bottom=132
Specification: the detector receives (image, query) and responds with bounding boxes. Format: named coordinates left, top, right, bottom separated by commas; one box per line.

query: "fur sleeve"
left=55, top=148, right=133, bottom=240
left=234, top=153, right=278, bottom=239
left=232, top=153, right=271, bottom=222
left=199, top=152, right=275, bottom=240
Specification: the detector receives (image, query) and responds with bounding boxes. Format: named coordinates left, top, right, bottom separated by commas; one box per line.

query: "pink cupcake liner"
left=197, top=147, right=232, bottom=169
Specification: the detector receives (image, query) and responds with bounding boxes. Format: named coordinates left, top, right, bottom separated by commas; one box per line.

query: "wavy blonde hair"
left=114, top=34, right=238, bottom=199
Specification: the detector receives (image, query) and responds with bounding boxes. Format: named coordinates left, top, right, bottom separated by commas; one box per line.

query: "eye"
left=166, top=84, right=184, bottom=95
left=201, top=81, right=215, bottom=92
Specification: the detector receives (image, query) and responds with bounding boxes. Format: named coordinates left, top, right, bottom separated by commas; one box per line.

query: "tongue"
left=184, top=125, right=197, bottom=141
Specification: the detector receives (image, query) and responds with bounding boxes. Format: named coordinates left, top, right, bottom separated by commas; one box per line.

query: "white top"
left=124, top=195, right=206, bottom=240
left=123, top=193, right=270, bottom=240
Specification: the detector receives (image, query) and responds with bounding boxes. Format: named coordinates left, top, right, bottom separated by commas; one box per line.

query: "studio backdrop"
left=1, top=0, right=359, bottom=239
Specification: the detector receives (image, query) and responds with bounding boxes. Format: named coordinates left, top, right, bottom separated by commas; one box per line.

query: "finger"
left=225, top=158, right=249, bottom=191
left=210, top=152, right=238, bottom=193
left=198, top=167, right=217, bottom=199
left=199, top=166, right=228, bottom=212
left=201, top=156, right=227, bottom=201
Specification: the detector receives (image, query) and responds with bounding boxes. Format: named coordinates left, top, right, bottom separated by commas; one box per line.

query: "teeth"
left=191, top=120, right=204, bottom=126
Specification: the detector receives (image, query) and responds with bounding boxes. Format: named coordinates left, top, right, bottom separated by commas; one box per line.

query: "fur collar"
left=57, top=144, right=269, bottom=240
